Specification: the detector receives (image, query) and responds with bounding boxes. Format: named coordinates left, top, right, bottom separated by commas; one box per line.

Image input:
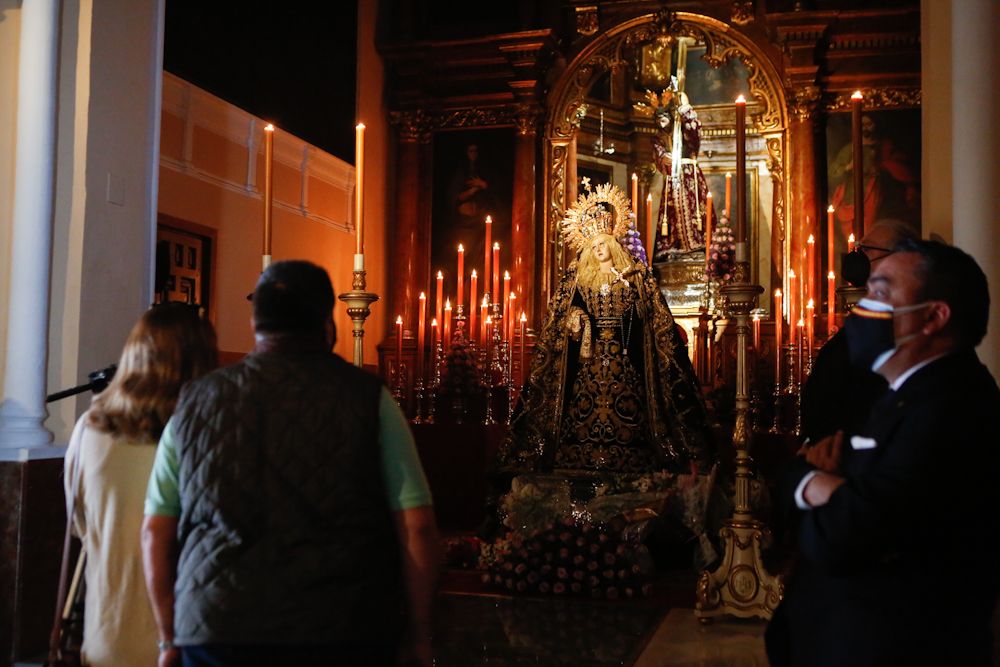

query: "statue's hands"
left=680, top=92, right=690, bottom=107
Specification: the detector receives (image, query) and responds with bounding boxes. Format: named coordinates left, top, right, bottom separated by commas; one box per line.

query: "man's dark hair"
left=252, top=260, right=335, bottom=334
left=893, top=238, right=990, bottom=348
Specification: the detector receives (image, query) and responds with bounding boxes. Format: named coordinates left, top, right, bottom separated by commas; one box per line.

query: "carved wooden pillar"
left=512, top=108, right=540, bottom=326
left=787, top=86, right=821, bottom=316
left=389, top=112, right=432, bottom=335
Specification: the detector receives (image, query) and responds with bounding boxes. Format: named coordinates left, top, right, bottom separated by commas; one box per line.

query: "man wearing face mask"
left=798, top=219, right=918, bottom=443
left=765, top=240, right=1000, bottom=666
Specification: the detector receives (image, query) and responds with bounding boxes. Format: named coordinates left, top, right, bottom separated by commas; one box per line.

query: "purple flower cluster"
left=706, top=216, right=736, bottom=282
left=623, top=228, right=649, bottom=266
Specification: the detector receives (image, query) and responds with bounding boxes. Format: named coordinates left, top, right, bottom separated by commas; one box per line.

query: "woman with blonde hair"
left=64, top=303, right=217, bottom=666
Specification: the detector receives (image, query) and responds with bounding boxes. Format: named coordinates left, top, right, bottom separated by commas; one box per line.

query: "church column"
left=0, top=0, right=60, bottom=449
left=388, top=113, right=432, bottom=335
left=511, top=108, right=539, bottom=327
left=786, top=86, right=821, bottom=322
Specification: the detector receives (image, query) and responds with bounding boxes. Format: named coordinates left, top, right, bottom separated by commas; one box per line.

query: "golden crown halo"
left=560, top=181, right=634, bottom=252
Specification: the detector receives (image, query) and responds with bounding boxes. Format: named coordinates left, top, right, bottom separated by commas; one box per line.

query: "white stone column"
left=951, top=0, right=999, bottom=376
left=0, top=0, right=61, bottom=449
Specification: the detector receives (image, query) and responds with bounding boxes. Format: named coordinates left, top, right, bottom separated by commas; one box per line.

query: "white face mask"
left=859, top=298, right=931, bottom=372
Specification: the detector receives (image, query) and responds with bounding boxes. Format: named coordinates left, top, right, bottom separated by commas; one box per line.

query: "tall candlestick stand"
left=391, top=362, right=406, bottom=406
left=337, top=265, right=380, bottom=368
left=696, top=267, right=782, bottom=623
left=769, top=377, right=785, bottom=434
left=411, top=378, right=426, bottom=424
left=427, top=340, right=443, bottom=424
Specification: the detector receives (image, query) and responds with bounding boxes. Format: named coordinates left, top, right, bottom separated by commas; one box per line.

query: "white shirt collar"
left=889, top=352, right=950, bottom=391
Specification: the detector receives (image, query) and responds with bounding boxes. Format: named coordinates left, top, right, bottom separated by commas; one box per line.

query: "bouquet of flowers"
left=623, top=225, right=649, bottom=267
left=706, top=214, right=736, bottom=282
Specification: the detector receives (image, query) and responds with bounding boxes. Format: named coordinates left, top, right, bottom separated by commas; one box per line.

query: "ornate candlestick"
left=696, top=265, right=783, bottom=623
left=411, top=378, right=426, bottom=424
left=337, top=266, right=380, bottom=367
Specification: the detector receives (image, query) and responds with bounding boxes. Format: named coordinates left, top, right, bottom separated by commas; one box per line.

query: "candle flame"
left=458, top=243, right=464, bottom=252
left=726, top=172, right=732, bottom=178
left=356, top=122, right=366, bottom=130
left=807, top=234, right=815, bottom=243
left=807, top=299, right=815, bottom=308
left=775, top=288, right=783, bottom=297
left=827, top=205, right=835, bottom=213
left=798, top=319, right=805, bottom=327
left=471, top=269, right=477, bottom=278
left=419, top=292, right=425, bottom=299
left=437, top=270, right=443, bottom=279
left=520, top=312, right=527, bottom=322
left=445, top=299, right=451, bottom=309
left=396, top=315, right=403, bottom=324
left=510, top=292, right=517, bottom=301
left=482, top=295, right=489, bottom=307
left=789, top=269, right=796, bottom=278
left=851, top=90, right=863, bottom=100
left=828, top=270, right=836, bottom=279
left=493, top=242, right=500, bottom=250
left=706, top=191, right=713, bottom=199
left=431, top=318, right=438, bottom=327
left=752, top=312, right=761, bottom=321
left=735, top=94, right=747, bottom=104
left=631, top=173, right=638, bottom=181
left=504, top=270, right=510, bottom=279
left=264, top=123, right=274, bottom=132
left=485, top=215, right=492, bottom=224
left=485, top=315, right=492, bottom=324
left=848, top=233, right=856, bottom=243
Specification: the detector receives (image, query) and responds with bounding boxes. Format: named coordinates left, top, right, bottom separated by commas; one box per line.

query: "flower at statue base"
left=480, top=515, right=654, bottom=599
left=706, top=215, right=736, bottom=282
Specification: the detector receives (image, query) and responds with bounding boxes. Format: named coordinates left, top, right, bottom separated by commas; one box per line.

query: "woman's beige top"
left=64, top=412, right=159, bottom=667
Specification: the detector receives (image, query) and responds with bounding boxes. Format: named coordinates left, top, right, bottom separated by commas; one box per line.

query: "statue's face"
left=656, top=112, right=671, bottom=129
left=590, top=237, right=612, bottom=263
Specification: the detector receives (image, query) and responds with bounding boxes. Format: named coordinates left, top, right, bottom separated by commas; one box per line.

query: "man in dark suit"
left=766, top=239, right=1000, bottom=666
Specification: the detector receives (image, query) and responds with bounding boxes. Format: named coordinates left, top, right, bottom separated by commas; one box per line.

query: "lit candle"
left=502, top=271, right=511, bottom=339
left=435, top=270, right=444, bottom=329
left=806, top=299, right=815, bottom=366
left=469, top=269, right=478, bottom=346
left=263, top=124, right=274, bottom=270
left=507, top=292, right=517, bottom=342
left=752, top=311, right=761, bottom=352
left=631, top=172, right=638, bottom=218
left=848, top=233, right=856, bottom=253
left=396, top=315, right=403, bottom=374
left=705, top=191, right=713, bottom=267
left=788, top=269, right=797, bottom=334
left=725, top=172, right=732, bottom=218
left=430, top=318, right=438, bottom=375
left=355, top=123, right=365, bottom=257
left=774, top=289, right=783, bottom=386
left=480, top=295, right=489, bottom=347
left=519, top=312, right=527, bottom=389
left=417, top=292, right=426, bottom=380
left=645, top=193, right=654, bottom=262
left=444, top=300, right=452, bottom=352
left=734, top=95, right=747, bottom=261
left=457, top=244, right=465, bottom=313
left=827, top=270, right=836, bottom=338
left=851, top=91, right=864, bottom=241
left=484, top=215, right=492, bottom=299
left=806, top=233, right=815, bottom=305
left=796, top=319, right=805, bottom=385
left=826, top=205, right=835, bottom=283
left=492, top=242, right=501, bottom=303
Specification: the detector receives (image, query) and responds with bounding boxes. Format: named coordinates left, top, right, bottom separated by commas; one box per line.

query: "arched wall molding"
left=543, top=10, right=789, bottom=305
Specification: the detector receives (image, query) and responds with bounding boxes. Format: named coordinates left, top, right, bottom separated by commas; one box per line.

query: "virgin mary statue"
left=498, top=183, right=714, bottom=477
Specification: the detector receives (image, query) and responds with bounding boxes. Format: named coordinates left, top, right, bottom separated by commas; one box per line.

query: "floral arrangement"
left=706, top=214, right=736, bottom=282
left=479, top=516, right=655, bottom=599
left=623, top=226, right=649, bottom=267
left=440, top=336, right=480, bottom=396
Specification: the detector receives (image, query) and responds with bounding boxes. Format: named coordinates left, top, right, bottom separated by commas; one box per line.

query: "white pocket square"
left=851, top=436, right=878, bottom=450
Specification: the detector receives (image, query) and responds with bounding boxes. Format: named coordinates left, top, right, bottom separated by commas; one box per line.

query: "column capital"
left=389, top=110, right=433, bottom=143
left=787, top=85, right=821, bottom=122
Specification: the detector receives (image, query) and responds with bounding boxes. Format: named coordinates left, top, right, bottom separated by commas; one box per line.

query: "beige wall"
left=157, top=74, right=373, bottom=363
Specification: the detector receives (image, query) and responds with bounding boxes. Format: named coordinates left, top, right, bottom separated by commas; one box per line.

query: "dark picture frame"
left=825, top=108, right=921, bottom=258
left=431, top=128, right=515, bottom=301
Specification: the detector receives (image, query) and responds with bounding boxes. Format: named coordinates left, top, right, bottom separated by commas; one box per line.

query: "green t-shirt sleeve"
left=379, top=387, right=433, bottom=511
left=144, top=418, right=181, bottom=517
